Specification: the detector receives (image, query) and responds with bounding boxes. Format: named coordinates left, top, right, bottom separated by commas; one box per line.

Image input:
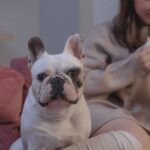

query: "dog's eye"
left=67, top=68, right=80, bottom=80
left=37, top=73, right=48, bottom=82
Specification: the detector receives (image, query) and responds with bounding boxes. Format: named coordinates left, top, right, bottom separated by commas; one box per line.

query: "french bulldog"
left=9, top=34, right=91, bottom=150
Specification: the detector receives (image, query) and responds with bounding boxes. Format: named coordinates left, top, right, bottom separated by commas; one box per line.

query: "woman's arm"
left=84, top=51, right=144, bottom=97
left=84, top=24, right=145, bottom=97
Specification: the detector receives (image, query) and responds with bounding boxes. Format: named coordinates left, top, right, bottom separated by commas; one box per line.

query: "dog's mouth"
left=38, top=94, right=79, bottom=107
left=38, top=76, right=79, bottom=107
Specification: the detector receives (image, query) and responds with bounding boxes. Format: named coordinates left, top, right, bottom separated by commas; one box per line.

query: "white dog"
left=9, top=34, right=91, bottom=150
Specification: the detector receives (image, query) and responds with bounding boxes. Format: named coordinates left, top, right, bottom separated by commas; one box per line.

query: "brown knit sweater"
left=84, top=21, right=150, bottom=129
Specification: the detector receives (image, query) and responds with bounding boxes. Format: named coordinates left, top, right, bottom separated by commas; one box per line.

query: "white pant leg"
left=63, top=130, right=143, bottom=150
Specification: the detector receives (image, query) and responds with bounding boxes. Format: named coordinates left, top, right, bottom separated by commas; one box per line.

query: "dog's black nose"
left=50, top=76, right=65, bottom=86
left=50, top=77, right=65, bottom=99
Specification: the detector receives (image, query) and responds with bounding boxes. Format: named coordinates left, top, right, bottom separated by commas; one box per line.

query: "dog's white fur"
left=9, top=34, right=91, bottom=150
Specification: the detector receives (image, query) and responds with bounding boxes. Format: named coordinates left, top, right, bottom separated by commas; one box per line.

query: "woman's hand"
left=135, top=38, right=150, bottom=73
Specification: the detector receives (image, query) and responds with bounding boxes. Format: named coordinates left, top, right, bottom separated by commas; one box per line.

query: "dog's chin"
left=38, top=97, right=79, bottom=109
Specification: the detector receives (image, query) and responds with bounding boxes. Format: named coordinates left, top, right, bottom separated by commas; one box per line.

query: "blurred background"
left=0, top=0, right=119, bottom=65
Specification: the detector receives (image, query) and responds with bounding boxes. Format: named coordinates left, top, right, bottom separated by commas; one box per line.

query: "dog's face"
left=28, top=34, right=85, bottom=111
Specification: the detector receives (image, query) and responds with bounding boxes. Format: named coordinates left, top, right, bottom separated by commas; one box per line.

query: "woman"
left=63, top=0, right=150, bottom=150
left=84, top=0, right=150, bottom=129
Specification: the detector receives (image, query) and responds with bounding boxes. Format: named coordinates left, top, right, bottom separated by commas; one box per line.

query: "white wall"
left=0, top=0, right=39, bottom=65
left=79, top=0, right=93, bottom=39
left=93, top=0, right=119, bottom=25
left=40, top=0, right=79, bottom=54
left=79, top=0, right=119, bottom=40
left=0, top=0, right=119, bottom=65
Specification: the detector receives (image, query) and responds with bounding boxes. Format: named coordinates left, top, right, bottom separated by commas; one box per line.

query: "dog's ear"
left=28, top=37, right=45, bottom=66
left=64, top=33, right=85, bottom=62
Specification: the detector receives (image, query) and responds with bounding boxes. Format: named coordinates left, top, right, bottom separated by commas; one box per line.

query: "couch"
left=0, top=57, right=31, bottom=150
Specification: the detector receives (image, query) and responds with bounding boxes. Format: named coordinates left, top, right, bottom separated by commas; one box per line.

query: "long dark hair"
left=112, top=0, right=150, bottom=53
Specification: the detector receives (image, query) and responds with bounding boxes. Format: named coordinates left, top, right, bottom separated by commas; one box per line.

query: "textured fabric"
left=63, top=131, right=143, bottom=150
left=0, top=66, right=24, bottom=124
left=83, top=21, right=150, bottom=129
left=87, top=100, right=137, bottom=134
left=0, top=124, right=20, bottom=150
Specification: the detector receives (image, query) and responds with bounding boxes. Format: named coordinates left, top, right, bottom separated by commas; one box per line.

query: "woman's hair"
left=112, top=0, right=149, bottom=52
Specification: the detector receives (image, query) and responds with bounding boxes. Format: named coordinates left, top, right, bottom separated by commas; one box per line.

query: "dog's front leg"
left=28, top=144, right=47, bottom=150
left=55, top=136, right=82, bottom=150
left=9, top=138, right=24, bottom=150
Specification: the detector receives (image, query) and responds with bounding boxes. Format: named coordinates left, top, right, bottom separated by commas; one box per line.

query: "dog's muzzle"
left=38, top=76, right=79, bottom=107
left=50, top=76, right=65, bottom=99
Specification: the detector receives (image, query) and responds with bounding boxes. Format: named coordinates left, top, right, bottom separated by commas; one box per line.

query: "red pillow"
left=0, top=124, right=20, bottom=150
left=0, top=66, right=24, bottom=125
left=10, top=57, right=32, bottom=102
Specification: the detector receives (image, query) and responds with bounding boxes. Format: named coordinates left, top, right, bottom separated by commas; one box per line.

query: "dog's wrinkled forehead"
left=28, top=33, right=84, bottom=77
left=31, top=52, right=82, bottom=77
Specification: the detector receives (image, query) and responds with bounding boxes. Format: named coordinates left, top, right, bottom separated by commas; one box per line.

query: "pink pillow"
left=0, top=124, right=20, bottom=150
left=10, top=57, right=32, bottom=103
left=0, top=66, right=24, bottom=125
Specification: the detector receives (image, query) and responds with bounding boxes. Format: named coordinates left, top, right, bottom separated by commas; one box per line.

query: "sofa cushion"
left=0, top=124, right=20, bottom=150
left=0, top=66, right=24, bottom=124
left=10, top=57, right=32, bottom=102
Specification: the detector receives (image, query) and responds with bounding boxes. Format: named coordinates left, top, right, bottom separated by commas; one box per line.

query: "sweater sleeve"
left=83, top=23, right=144, bottom=97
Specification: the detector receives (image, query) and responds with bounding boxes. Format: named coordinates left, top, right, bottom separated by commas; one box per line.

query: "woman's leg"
left=93, top=119, right=150, bottom=150
left=63, top=119, right=150, bottom=150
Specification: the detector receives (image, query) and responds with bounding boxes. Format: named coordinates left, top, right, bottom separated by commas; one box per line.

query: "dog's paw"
left=55, top=142, right=71, bottom=150
left=55, top=147, right=62, bottom=150
left=55, top=145, right=64, bottom=150
left=55, top=136, right=81, bottom=150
